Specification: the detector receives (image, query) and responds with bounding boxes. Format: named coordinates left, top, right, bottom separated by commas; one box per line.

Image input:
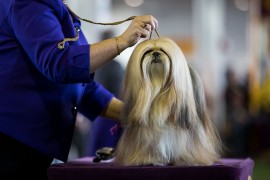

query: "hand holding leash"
left=120, top=15, right=158, bottom=48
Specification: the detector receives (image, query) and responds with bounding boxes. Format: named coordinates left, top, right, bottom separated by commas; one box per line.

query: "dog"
left=113, top=37, right=222, bottom=166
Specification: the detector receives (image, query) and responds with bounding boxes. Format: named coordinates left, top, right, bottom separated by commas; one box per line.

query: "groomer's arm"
left=90, top=37, right=127, bottom=73
left=89, top=15, right=158, bottom=73
left=101, top=97, right=123, bottom=121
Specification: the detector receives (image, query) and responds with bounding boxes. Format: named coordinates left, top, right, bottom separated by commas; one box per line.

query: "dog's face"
left=121, top=38, right=195, bottom=127
left=115, top=38, right=222, bottom=166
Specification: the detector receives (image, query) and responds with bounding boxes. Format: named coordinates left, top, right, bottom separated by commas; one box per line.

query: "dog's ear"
left=175, top=64, right=208, bottom=129
left=189, top=65, right=223, bottom=149
left=188, top=65, right=209, bottom=125
left=178, top=106, right=190, bottom=128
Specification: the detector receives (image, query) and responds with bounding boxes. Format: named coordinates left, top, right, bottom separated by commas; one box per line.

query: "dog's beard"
left=144, top=50, right=169, bottom=93
left=114, top=38, right=222, bottom=166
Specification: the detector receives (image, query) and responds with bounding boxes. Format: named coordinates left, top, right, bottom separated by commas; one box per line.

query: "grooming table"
left=47, top=157, right=254, bottom=180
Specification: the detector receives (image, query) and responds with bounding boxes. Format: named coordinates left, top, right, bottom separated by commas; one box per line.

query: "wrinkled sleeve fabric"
left=11, top=1, right=90, bottom=83
left=79, top=81, right=114, bottom=120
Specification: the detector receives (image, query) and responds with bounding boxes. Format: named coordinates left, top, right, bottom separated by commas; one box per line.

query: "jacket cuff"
left=79, top=81, right=114, bottom=120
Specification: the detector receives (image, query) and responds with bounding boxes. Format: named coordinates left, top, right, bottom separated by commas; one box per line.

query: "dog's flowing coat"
left=114, top=38, right=222, bottom=166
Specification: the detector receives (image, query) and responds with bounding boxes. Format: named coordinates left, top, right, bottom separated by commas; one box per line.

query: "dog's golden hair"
left=114, top=37, right=222, bottom=166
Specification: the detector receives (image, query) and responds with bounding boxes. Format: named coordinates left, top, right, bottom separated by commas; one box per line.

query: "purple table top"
left=48, top=157, right=254, bottom=180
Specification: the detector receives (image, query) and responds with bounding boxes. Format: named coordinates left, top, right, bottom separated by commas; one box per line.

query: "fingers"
left=135, top=25, right=149, bottom=39
left=134, top=15, right=158, bottom=38
left=120, top=15, right=158, bottom=48
left=135, top=15, right=158, bottom=30
left=136, top=29, right=149, bottom=39
left=144, top=24, right=152, bottom=32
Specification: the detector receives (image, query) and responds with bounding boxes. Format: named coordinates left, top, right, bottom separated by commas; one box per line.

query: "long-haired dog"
left=114, top=37, right=222, bottom=166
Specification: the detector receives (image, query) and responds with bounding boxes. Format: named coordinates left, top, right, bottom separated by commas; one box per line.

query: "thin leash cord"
left=63, top=0, right=136, bottom=25
left=58, top=0, right=159, bottom=49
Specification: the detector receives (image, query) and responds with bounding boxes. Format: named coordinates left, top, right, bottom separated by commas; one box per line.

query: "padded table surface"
left=48, top=157, right=254, bottom=180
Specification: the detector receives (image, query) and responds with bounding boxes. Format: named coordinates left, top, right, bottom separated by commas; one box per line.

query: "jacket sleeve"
left=11, top=1, right=90, bottom=83
left=79, top=81, right=114, bottom=120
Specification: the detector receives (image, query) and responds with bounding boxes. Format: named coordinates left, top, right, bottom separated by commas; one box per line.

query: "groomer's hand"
left=117, top=15, right=158, bottom=48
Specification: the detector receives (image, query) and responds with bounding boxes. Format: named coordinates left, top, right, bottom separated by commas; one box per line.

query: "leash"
left=58, top=0, right=159, bottom=49
left=63, top=0, right=137, bottom=26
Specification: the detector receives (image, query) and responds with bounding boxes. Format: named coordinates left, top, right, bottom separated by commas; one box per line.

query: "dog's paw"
left=142, top=162, right=166, bottom=166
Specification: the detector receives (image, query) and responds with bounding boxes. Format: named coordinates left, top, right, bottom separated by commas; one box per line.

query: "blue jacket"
left=0, top=0, right=113, bottom=161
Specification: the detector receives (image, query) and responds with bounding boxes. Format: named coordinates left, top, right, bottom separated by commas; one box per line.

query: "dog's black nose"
left=152, top=52, right=161, bottom=63
left=153, top=52, right=160, bottom=58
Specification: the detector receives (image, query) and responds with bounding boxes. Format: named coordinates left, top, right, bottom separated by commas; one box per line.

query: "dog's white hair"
left=114, top=37, right=222, bottom=166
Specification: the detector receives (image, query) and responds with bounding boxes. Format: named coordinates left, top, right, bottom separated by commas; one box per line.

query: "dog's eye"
left=143, top=50, right=153, bottom=55
left=160, top=49, right=169, bottom=57
left=142, top=50, right=153, bottom=59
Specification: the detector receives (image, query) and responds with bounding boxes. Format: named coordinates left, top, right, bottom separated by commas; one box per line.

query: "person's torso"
left=0, top=0, right=89, bottom=161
